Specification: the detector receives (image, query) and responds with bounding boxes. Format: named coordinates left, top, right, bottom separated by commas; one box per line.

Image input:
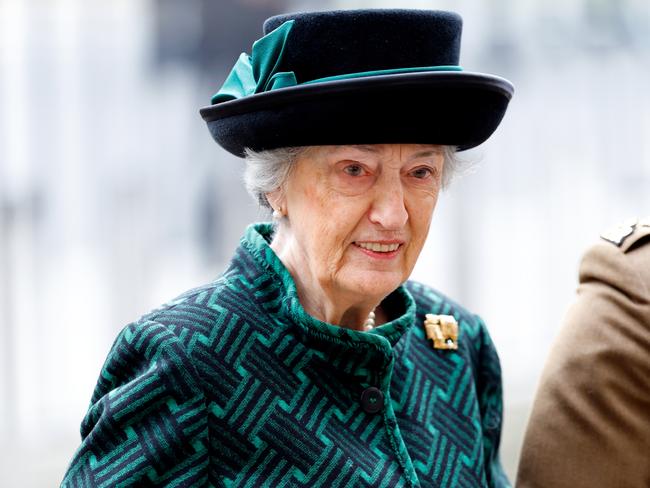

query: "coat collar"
left=236, top=222, right=417, bottom=377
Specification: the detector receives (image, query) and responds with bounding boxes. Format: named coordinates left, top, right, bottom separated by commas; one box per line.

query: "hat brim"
left=200, top=71, right=514, bottom=157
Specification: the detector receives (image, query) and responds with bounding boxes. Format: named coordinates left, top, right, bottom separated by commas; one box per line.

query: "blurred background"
left=1, top=0, right=650, bottom=485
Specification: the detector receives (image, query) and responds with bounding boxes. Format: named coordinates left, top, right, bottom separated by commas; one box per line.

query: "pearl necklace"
left=363, top=309, right=376, bottom=331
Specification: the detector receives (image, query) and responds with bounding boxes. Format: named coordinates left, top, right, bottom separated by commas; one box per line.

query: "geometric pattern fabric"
left=61, top=223, right=510, bottom=487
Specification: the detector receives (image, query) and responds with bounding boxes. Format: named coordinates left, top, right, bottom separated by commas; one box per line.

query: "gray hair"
left=243, top=145, right=463, bottom=210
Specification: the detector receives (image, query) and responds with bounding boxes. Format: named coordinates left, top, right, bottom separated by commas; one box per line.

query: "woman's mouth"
left=355, top=242, right=400, bottom=252
left=353, top=241, right=403, bottom=258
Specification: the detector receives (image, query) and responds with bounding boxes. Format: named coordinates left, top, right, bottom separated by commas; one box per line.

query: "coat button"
left=360, top=387, right=384, bottom=413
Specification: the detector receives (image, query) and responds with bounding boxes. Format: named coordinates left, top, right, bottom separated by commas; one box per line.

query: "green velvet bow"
left=211, top=20, right=463, bottom=105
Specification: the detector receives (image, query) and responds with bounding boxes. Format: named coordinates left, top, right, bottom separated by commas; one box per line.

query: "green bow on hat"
left=212, top=20, right=463, bottom=105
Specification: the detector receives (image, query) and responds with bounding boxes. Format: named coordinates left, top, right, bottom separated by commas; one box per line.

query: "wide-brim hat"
left=200, top=9, right=514, bottom=157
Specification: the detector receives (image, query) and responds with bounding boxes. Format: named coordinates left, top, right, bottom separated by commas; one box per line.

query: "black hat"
left=200, top=9, right=514, bottom=157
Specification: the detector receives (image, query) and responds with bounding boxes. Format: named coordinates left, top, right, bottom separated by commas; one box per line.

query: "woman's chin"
left=340, top=270, right=405, bottom=301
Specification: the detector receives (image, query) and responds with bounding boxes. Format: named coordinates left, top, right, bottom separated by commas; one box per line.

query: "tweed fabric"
left=61, top=223, right=509, bottom=487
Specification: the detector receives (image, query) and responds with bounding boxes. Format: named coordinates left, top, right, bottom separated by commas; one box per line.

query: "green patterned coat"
left=61, top=223, right=510, bottom=487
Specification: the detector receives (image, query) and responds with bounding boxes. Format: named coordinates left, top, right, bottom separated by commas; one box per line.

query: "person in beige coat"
left=517, top=217, right=650, bottom=487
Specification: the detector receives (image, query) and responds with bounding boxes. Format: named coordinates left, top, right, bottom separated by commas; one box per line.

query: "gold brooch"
left=424, top=314, right=459, bottom=350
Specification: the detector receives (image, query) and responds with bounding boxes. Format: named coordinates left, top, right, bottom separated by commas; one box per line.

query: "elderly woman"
left=62, top=9, right=513, bottom=488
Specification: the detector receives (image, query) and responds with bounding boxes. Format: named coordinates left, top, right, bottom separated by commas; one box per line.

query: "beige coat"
left=517, top=219, right=650, bottom=488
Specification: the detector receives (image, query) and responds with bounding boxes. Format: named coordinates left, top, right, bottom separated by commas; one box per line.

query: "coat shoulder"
left=405, top=280, right=478, bottom=323
left=136, top=273, right=247, bottom=338
left=583, top=217, right=650, bottom=301
left=405, top=280, right=493, bottom=346
left=599, top=216, right=650, bottom=253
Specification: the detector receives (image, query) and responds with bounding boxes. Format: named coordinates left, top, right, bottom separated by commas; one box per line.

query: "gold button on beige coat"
left=517, top=219, right=650, bottom=488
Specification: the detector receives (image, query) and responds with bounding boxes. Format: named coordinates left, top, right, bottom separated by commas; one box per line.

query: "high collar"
left=236, top=222, right=417, bottom=373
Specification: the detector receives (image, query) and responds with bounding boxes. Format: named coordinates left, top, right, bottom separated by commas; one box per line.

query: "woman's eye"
left=333, top=160, right=374, bottom=196
left=411, top=167, right=434, bottom=179
left=343, top=164, right=365, bottom=176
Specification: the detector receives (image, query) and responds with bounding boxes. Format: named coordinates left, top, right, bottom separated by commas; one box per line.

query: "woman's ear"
left=266, top=189, right=286, bottom=219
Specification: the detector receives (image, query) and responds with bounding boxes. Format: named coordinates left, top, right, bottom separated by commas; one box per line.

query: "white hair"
left=243, top=145, right=464, bottom=210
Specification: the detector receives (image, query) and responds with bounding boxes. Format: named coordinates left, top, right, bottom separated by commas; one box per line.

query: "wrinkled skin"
left=268, top=144, right=445, bottom=330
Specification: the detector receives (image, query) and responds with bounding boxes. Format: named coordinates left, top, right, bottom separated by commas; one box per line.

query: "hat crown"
left=262, top=9, right=463, bottom=84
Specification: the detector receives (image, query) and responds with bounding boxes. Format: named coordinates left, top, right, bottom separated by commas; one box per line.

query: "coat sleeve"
left=517, top=240, right=650, bottom=488
left=61, top=320, right=208, bottom=487
left=473, top=315, right=511, bottom=488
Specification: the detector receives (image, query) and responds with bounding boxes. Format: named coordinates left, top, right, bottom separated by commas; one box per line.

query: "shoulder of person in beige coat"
left=517, top=217, right=650, bottom=488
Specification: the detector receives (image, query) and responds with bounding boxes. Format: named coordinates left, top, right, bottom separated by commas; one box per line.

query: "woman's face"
left=276, top=144, right=445, bottom=303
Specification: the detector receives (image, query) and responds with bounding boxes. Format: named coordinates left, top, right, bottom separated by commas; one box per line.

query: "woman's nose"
left=368, top=183, right=408, bottom=230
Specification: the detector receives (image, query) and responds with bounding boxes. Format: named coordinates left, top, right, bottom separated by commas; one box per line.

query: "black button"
left=360, top=387, right=384, bottom=414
